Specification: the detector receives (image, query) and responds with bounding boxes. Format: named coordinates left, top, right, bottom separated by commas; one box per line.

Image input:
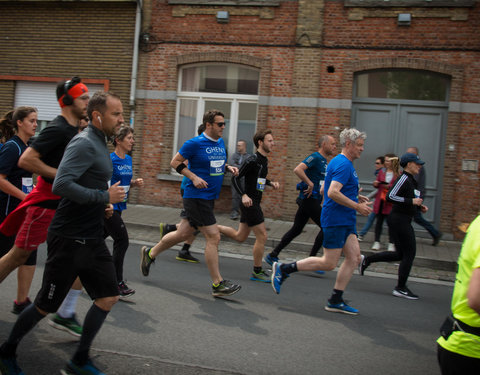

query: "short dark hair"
left=202, top=109, right=224, bottom=126
left=56, top=76, right=81, bottom=101
left=87, top=91, right=121, bottom=120
left=376, top=156, right=385, bottom=164
left=253, top=129, right=272, bottom=148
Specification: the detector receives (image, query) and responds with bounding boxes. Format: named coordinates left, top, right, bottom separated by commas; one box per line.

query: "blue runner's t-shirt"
left=321, top=154, right=359, bottom=228
left=179, top=133, right=226, bottom=200
left=110, top=152, right=133, bottom=211
left=298, top=151, right=327, bottom=200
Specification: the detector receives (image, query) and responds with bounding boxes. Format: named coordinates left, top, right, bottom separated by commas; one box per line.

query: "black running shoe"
left=212, top=280, right=241, bottom=297
left=118, top=281, right=135, bottom=298
left=12, top=298, right=32, bottom=315
left=392, top=286, right=419, bottom=300
left=140, top=246, right=154, bottom=276
left=176, top=250, right=199, bottom=263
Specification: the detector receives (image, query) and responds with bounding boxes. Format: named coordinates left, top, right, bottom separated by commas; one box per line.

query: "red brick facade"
left=133, top=0, right=479, bottom=239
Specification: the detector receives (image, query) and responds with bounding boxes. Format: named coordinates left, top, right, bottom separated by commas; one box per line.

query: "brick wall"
left=135, top=0, right=480, bottom=237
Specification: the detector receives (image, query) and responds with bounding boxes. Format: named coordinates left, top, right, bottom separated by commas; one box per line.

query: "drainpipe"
left=129, top=0, right=142, bottom=128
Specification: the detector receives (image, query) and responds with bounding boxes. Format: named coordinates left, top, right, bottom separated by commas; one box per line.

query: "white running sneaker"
left=371, top=241, right=381, bottom=251
left=388, top=243, right=395, bottom=251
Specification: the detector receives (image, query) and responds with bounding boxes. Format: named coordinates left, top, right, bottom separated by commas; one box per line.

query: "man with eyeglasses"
left=141, top=109, right=242, bottom=297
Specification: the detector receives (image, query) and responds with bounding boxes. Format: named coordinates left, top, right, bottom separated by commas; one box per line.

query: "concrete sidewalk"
left=122, top=204, right=461, bottom=281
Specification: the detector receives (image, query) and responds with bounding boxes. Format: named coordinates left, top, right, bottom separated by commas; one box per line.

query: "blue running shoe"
left=271, top=262, right=288, bottom=294
left=0, top=356, right=24, bottom=375
left=324, top=302, right=359, bottom=315
left=264, top=253, right=278, bottom=266
left=60, top=359, right=105, bottom=375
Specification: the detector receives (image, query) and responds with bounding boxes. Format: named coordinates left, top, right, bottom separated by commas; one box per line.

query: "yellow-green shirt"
left=437, top=215, right=480, bottom=358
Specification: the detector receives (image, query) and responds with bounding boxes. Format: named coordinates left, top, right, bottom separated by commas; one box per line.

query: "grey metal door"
left=351, top=102, right=447, bottom=226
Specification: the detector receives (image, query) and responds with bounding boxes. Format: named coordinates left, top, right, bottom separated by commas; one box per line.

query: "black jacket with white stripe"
left=386, top=171, right=418, bottom=217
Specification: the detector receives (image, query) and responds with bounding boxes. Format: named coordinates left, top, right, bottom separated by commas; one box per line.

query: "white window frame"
left=174, top=64, right=260, bottom=159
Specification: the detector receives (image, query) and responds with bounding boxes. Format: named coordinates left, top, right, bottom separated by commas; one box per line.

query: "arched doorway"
left=351, top=69, right=450, bottom=229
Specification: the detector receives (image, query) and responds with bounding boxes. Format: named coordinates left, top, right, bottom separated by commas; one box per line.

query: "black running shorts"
left=182, top=198, right=216, bottom=228
left=35, top=233, right=119, bottom=313
left=240, top=202, right=264, bottom=227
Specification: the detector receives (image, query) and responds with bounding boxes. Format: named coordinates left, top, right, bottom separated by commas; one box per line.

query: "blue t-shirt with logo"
left=179, top=133, right=226, bottom=200
left=298, top=151, right=327, bottom=200
left=321, top=154, right=359, bottom=228
left=110, top=152, right=133, bottom=211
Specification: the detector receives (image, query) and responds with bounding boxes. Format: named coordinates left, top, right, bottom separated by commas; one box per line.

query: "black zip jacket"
left=386, top=171, right=418, bottom=217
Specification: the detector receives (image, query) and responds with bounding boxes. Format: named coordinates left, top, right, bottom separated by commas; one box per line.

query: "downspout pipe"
left=129, top=0, right=142, bottom=128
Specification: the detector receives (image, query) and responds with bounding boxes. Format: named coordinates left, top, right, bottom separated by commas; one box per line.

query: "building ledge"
left=168, top=0, right=280, bottom=5
left=344, top=0, right=476, bottom=7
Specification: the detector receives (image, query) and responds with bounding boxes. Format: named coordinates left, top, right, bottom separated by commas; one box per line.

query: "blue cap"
left=400, top=153, right=425, bottom=168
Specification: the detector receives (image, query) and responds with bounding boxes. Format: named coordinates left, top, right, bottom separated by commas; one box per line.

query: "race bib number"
left=257, top=178, right=266, bottom=192
left=22, top=177, right=33, bottom=194
left=210, top=160, right=225, bottom=176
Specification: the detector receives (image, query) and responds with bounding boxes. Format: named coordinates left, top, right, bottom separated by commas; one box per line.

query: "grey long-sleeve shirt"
left=50, top=125, right=112, bottom=240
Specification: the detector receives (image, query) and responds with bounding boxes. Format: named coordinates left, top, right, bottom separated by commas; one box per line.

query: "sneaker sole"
left=48, top=319, right=82, bottom=338
left=212, top=285, right=241, bottom=298
left=392, top=290, right=419, bottom=300
left=119, top=291, right=135, bottom=299
left=324, top=306, right=359, bottom=315
left=358, top=254, right=365, bottom=275
left=175, top=256, right=199, bottom=263
left=140, top=246, right=150, bottom=276
left=250, top=276, right=270, bottom=283
left=271, top=262, right=282, bottom=294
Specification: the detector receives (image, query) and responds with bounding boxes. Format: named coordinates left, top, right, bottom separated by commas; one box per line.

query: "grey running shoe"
left=48, top=313, right=83, bottom=337
left=140, top=246, right=154, bottom=276
left=212, top=280, right=241, bottom=297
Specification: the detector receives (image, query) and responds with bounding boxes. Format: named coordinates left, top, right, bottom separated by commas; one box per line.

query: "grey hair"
left=339, top=128, right=366, bottom=147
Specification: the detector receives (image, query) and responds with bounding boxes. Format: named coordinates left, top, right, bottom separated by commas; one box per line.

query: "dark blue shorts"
left=323, top=225, right=357, bottom=249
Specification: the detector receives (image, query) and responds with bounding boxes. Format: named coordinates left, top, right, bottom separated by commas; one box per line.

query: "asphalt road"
left=0, top=240, right=453, bottom=375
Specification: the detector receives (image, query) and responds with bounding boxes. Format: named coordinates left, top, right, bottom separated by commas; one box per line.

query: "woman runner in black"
left=360, top=152, right=428, bottom=299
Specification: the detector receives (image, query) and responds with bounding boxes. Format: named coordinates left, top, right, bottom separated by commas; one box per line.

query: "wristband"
left=176, top=163, right=187, bottom=174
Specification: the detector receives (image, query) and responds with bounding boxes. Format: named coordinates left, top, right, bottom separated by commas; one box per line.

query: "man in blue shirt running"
left=271, top=128, right=372, bottom=315
left=140, top=110, right=241, bottom=297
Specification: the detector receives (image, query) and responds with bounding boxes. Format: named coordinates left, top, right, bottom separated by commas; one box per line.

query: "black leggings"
left=366, top=213, right=415, bottom=288
left=270, top=197, right=323, bottom=257
left=104, top=210, right=129, bottom=282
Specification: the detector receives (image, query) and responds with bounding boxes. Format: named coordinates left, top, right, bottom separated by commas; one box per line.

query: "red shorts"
left=15, top=206, right=56, bottom=251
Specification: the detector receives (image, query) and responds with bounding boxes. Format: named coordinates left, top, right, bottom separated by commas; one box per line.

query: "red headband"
left=58, top=83, right=89, bottom=108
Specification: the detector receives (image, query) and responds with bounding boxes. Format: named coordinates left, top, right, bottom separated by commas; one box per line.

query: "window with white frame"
left=14, top=81, right=104, bottom=134
left=175, top=63, right=260, bottom=157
